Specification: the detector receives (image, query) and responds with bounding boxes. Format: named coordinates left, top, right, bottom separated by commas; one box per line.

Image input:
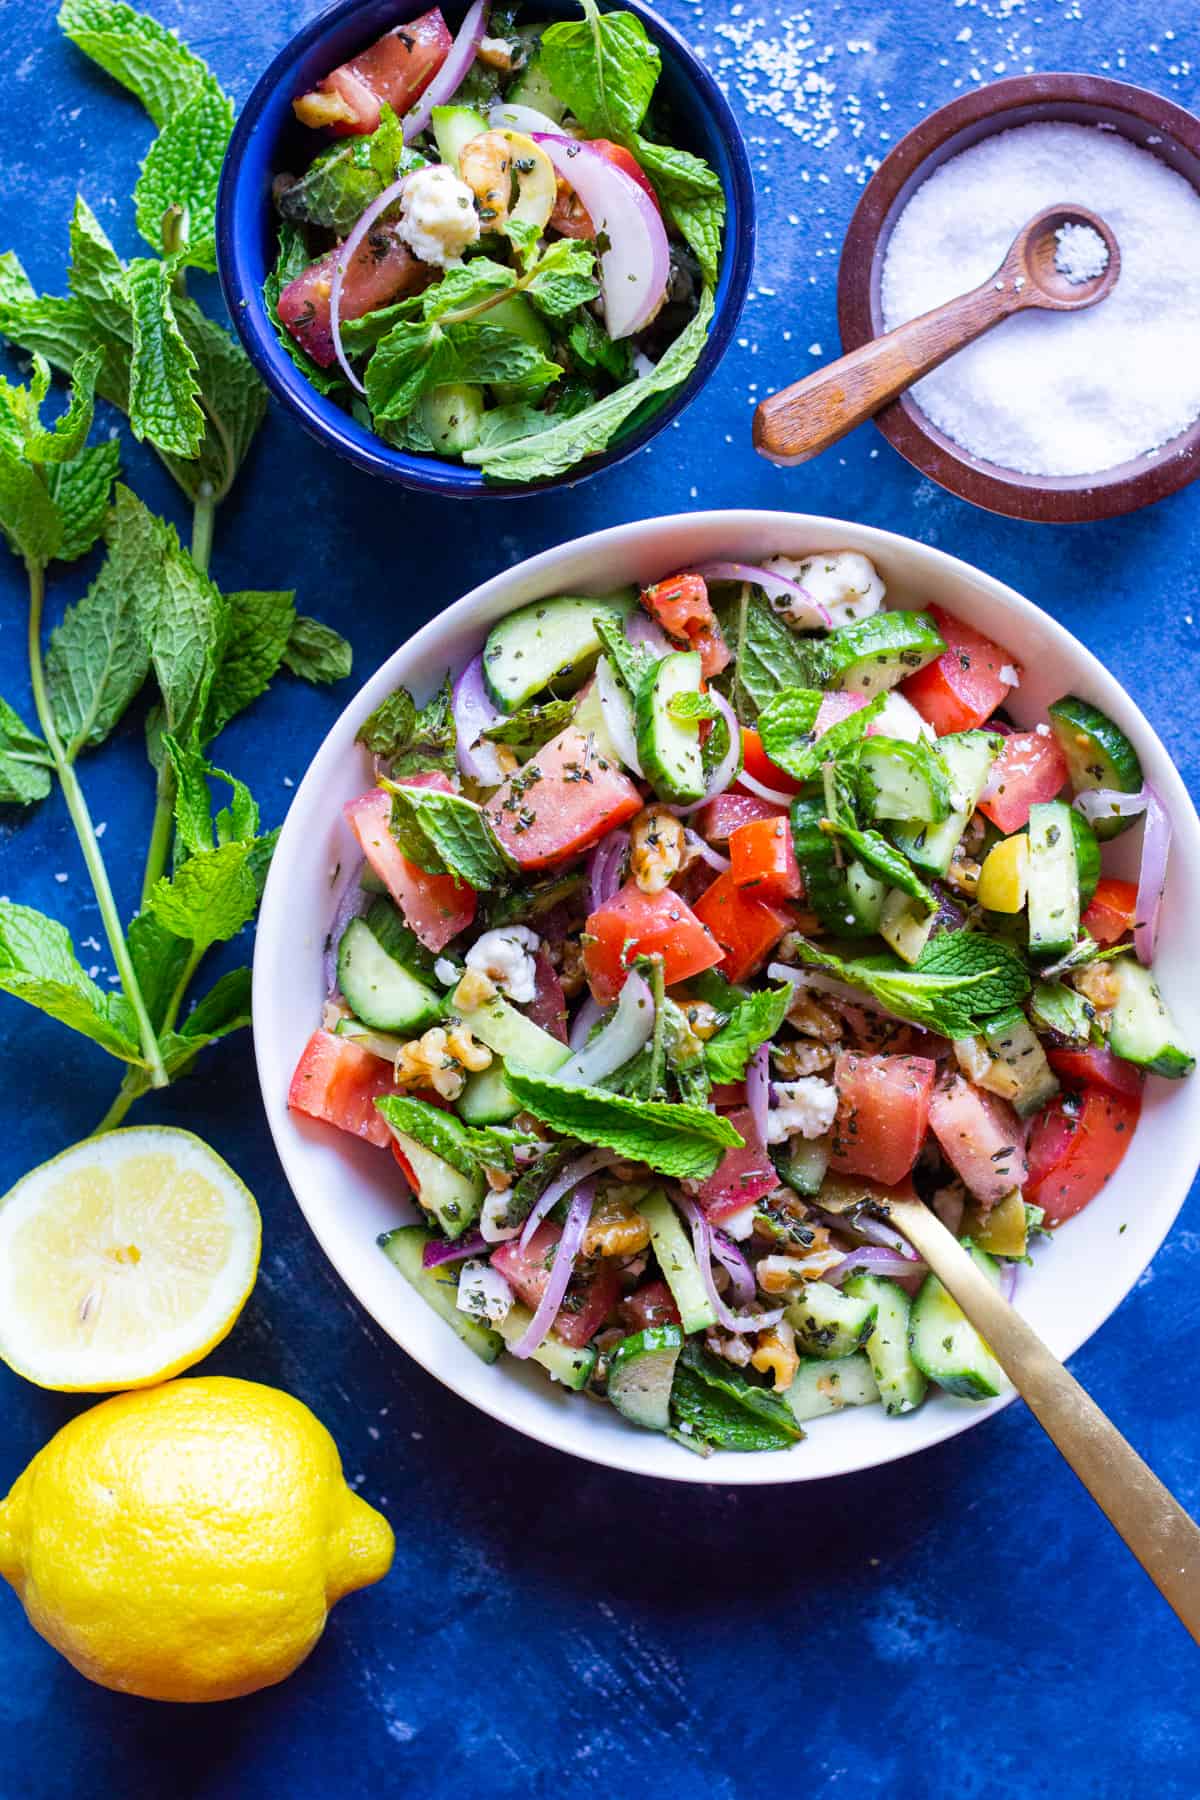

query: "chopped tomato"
left=693, top=1106, right=777, bottom=1221
left=829, top=1052, right=937, bottom=1186
left=277, top=228, right=430, bottom=368
left=1081, top=877, right=1139, bottom=946
left=344, top=784, right=476, bottom=953
left=976, top=731, right=1069, bottom=834
left=729, top=816, right=803, bottom=902
left=740, top=728, right=802, bottom=797
left=640, top=574, right=731, bottom=677
left=524, top=948, right=568, bottom=1042
left=928, top=1076, right=1027, bottom=1206
left=583, top=880, right=724, bottom=1003
left=1025, top=1085, right=1141, bottom=1224
left=900, top=604, right=1018, bottom=734
left=484, top=726, right=642, bottom=873
left=491, top=1222, right=620, bottom=1347
left=691, top=871, right=793, bottom=985
left=620, top=1279, right=681, bottom=1331
left=709, top=1081, right=747, bottom=1109
left=1047, top=1046, right=1144, bottom=1101
left=288, top=1030, right=395, bottom=1148
left=549, top=139, right=662, bottom=236
left=301, top=7, right=452, bottom=134
left=697, top=791, right=787, bottom=842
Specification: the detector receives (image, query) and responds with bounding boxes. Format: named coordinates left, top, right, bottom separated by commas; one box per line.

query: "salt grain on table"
left=880, top=122, right=1200, bottom=476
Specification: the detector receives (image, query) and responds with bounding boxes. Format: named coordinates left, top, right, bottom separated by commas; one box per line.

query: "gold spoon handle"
left=888, top=1197, right=1200, bottom=1643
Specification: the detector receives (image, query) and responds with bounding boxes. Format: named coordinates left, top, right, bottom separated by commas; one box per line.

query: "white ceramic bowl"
left=253, top=511, right=1200, bottom=1484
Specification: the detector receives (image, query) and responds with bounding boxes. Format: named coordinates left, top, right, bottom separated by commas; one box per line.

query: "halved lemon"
left=0, top=1127, right=261, bottom=1391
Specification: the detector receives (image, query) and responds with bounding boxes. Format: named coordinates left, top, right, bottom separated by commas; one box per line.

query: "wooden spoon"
left=819, top=1182, right=1200, bottom=1643
left=753, top=204, right=1121, bottom=466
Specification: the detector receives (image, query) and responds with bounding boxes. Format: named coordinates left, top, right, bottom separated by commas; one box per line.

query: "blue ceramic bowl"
left=216, top=0, right=755, bottom=497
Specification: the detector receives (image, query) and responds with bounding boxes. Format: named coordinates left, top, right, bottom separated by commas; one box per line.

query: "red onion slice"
left=453, top=653, right=508, bottom=785
left=569, top=993, right=603, bottom=1053
left=557, top=969, right=654, bottom=1086
left=533, top=134, right=670, bottom=339
left=737, top=768, right=796, bottom=807
left=692, top=562, right=831, bottom=631
left=711, top=1229, right=756, bottom=1308
left=824, top=1245, right=926, bottom=1287
left=746, top=1042, right=770, bottom=1146
left=510, top=1181, right=595, bottom=1358
left=998, top=1259, right=1018, bottom=1304
left=626, top=610, right=675, bottom=657
left=324, top=855, right=370, bottom=991
left=669, top=688, right=743, bottom=816
left=518, top=1148, right=619, bottom=1250
left=586, top=826, right=629, bottom=912
left=328, top=172, right=413, bottom=394
left=684, top=828, right=730, bottom=874
left=594, top=654, right=642, bottom=776
left=675, top=1191, right=783, bottom=1334
left=404, top=0, right=489, bottom=141
left=422, top=1229, right=488, bottom=1268
left=1073, top=786, right=1149, bottom=827
left=488, top=100, right=562, bottom=136
left=1134, top=782, right=1170, bottom=966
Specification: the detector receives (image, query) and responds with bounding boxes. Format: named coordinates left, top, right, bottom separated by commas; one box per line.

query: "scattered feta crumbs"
left=999, top=664, right=1020, bottom=686
left=434, top=956, right=460, bottom=988
left=456, top=1259, right=514, bottom=1325
left=1054, top=221, right=1110, bottom=284
left=465, top=925, right=540, bottom=1004
left=395, top=164, right=480, bottom=268
left=766, top=1077, right=839, bottom=1144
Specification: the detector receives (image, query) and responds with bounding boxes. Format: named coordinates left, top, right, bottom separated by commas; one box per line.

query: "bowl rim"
left=215, top=0, right=756, bottom=499
left=837, top=72, right=1200, bottom=523
left=252, top=507, right=1200, bottom=1485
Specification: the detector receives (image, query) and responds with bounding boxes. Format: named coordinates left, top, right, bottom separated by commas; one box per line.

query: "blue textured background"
left=1, top=0, right=1198, bottom=1792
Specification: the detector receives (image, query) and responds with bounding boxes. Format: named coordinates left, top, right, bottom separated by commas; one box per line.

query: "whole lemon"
left=0, top=1376, right=394, bottom=1703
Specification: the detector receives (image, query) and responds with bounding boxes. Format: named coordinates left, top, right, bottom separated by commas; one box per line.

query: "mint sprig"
left=503, top=1065, right=744, bottom=1180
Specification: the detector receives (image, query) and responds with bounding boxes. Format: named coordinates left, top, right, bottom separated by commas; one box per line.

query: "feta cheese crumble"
left=456, top=1259, right=513, bottom=1325
left=465, top=926, right=540, bottom=1004
left=395, top=164, right=480, bottom=268
left=763, top=550, right=885, bottom=629
left=766, top=1078, right=839, bottom=1144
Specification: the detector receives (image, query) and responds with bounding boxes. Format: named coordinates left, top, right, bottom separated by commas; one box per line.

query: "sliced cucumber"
left=846, top=858, right=888, bottom=932
left=1047, top=696, right=1144, bottom=840
left=823, top=610, right=945, bottom=696
left=785, top=1279, right=878, bottom=1359
left=458, top=1062, right=523, bottom=1125
left=786, top=1353, right=879, bottom=1423
left=334, top=1016, right=406, bottom=1061
left=456, top=993, right=571, bottom=1122
left=1108, top=959, right=1195, bottom=1078
left=773, top=1135, right=831, bottom=1198
left=482, top=592, right=636, bottom=712
left=504, top=48, right=568, bottom=122
left=843, top=1274, right=928, bottom=1416
left=1069, top=807, right=1101, bottom=909
left=379, top=1226, right=503, bottom=1362
left=908, top=1247, right=1008, bottom=1399
left=879, top=889, right=936, bottom=965
left=792, top=799, right=877, bottom=937
left=607, top=1326, right=684, bottom=1430
left=418, top=383, right=485, bottom=456
left=638, top=1188, right=716, bottom=1333
left=495, top=1305, right=597, bottom=1388
left=431, top=102, right=488, bottom=166
left=337, top=916, right=444, bottom=1033
left=486, top=293, right=555, bottom=403
left=635, top=649, right=705, bottom=803
left=388, top=1131, right=485, bottom=1240
left=1027, top=800, right=1079, bottom=958
left=859, top=736, right=953, bottom=823
left=982, top=1009, right=1060, bottom=1117
left=891, top=731, right=1002, bottom=875
left=571, top=675, right=623, bottom=765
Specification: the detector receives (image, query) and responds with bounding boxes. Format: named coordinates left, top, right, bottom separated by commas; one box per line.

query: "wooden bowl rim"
left=837, top=72, right=1200, bottom=523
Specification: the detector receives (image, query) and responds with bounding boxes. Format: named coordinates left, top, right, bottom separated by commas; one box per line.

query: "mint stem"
left=25, top=556, right=169, bottom=1091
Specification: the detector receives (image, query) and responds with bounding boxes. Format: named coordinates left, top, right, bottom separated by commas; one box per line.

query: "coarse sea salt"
left=1054, top=222, right=1109, bottom=285
left=880, top=122, right=1200, bottom=476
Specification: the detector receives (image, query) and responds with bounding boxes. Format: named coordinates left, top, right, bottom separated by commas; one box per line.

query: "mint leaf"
left=133, top=82, right=234, bottom=271
left=359, top=676, right=456, bottom=774
left=567, top=308, right=632, bottom=383
left=0, top=446, right=62, bottom=565
left=157, top=965, right=253, bottom=1078
left=278, top=105, right=414, bottom=235
left=668, top=690, right=720, bottom=723
left=263, top=223, right=344, bottom=399
left=67, top=196, right=133, bottom=347
left=1029, top=979, right=1093, bottom=1042
left=704, top=984, right=792, bottom=1084
left=593, top=612, right=655, bottom=698
left=386, top=783, right=507, bottom=887
left=0, top=697, right=53, bottom=805
left=540, top=0, right=660, bottom=140
left=713, top=587, right=822, bottom=720
left=913, top=931, right=1031, bottom=1017
left=468, top=287, right=714, bottom=483
left=166, top=299, right=267, bottom=502
left=46, top=439, right=120, bottom=562
left=0, top=252, right=129, bottom=412
left=502, top=1066, right=743, bottom=1179
left=366, top=318, right=561, bottom=422
left=483, top=695, right=575, bottom=752
left=126, top=906, right=191, bottom=1029
left=59, top=0, right=216, bottom=129
left=0, top=900, right=142, bottom=1061
left=631, top=137, right=725, bottom=285
left=822, top=820, right=935, bottom=910
left=759, top=686, right=884, bottom=783
left=375, top=1096, right=481, bottom=1179
left=672, top=1345, right=801, bottom=1450
left=22, top=349, right=102, bottom=464
left=45, top=484, right=158, bottom=755
left=141, top=511, right=230, bottom=742
left=791, top=935, right=1030, bottom=1037
left=147, top=840, right=260, bottom=951
left=524, top=238, right=599, bottom=317
left=126, top=256, right=204, bottom=457
left=201, top=589, right=295, bottom=740
left=281, top=614, right=352, bottom=685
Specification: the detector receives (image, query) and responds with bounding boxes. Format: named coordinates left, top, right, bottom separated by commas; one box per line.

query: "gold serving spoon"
left=820, top=1180, right=1200, bottom=1643
left=754, top=204, right=1121, bottom=466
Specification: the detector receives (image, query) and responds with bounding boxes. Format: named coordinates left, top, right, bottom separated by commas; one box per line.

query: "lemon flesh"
left=0, top=1127, right=260, bottom=1391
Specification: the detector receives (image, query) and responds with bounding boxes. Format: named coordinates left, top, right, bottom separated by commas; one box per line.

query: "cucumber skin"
left=785, top=1280, right=878, bottom=1360
left=1108, top=961, right=1196, bottom=1078
left=635, top=650, right=706, bottom=804
left=786, top=1353, right=879, bottom=1423
left=482, top=595, right=634, bottom=713
left=1026, top=800, right=1079, bottom=958
left=908, top=1248, right=1007, bottom=1400
left=1047, top=696, right=1143, bottom=841
left=843, top=1274, right=927, bottom=1416
left=858, top=736, right=953, bottom=824
left=607, top=1325, right=684, bottom=1431
left=824, top=611, right=946, bottom=696
left=336, top=917, right=444, bottom=1034
left=379, top=1227, right=503, bottom=1363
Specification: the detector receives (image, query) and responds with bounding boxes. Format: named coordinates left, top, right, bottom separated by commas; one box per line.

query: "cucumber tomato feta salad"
left=268, top=0, right=722, bottom=483
left=289, top=554, right=1193, bottom=1455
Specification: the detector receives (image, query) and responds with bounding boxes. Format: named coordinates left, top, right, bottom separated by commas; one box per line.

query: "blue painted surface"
left=1, top=0, right=1198, bottom=1793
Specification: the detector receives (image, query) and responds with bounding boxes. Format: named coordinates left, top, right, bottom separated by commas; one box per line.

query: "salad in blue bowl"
left=217, top=0, right=753, bottom=493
